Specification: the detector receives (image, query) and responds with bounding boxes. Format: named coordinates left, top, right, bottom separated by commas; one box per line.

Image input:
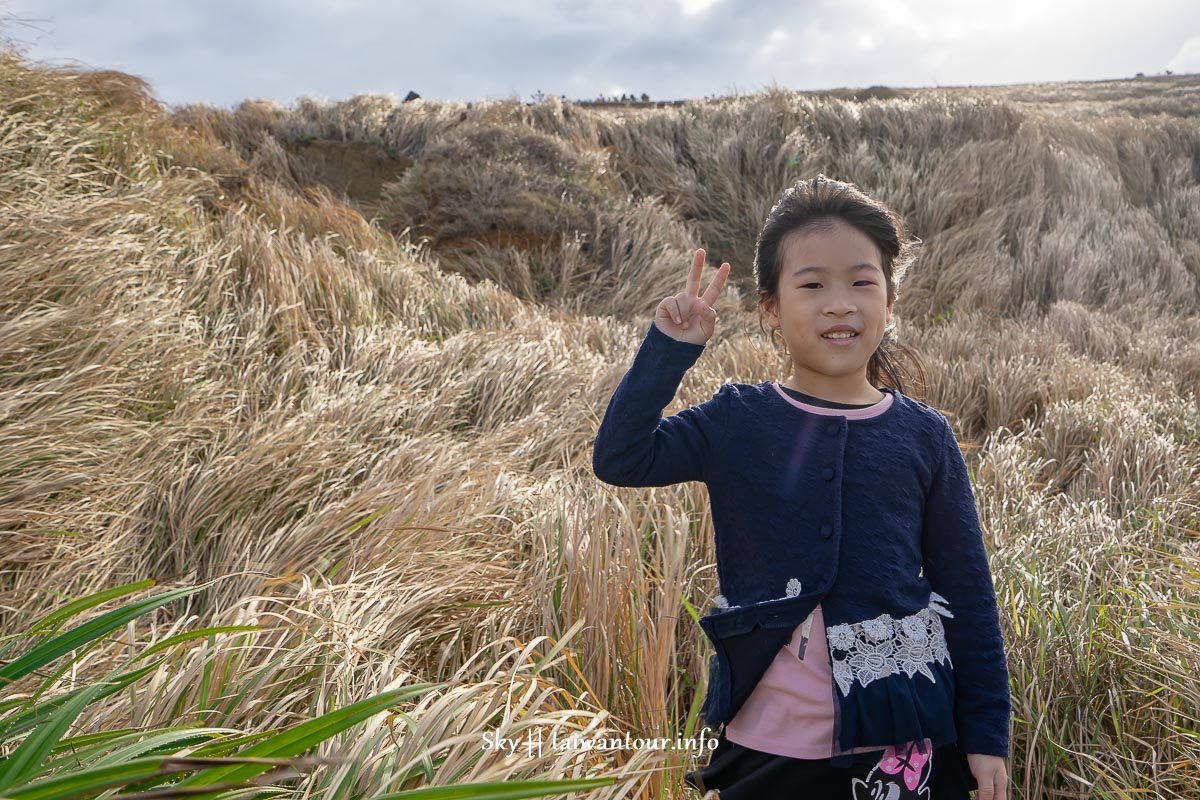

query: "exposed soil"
left=283, top=138, right=412, bottom=220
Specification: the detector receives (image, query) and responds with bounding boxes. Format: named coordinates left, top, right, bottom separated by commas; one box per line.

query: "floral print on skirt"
left=684, top=733, right=978, bottom=799
left=853, top=739, right=938, bottom=799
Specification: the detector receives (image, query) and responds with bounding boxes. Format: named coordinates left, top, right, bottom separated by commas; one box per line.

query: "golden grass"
left=2, top=45, right=1199, bottom=797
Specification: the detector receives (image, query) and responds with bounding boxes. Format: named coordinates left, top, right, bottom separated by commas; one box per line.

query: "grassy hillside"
left=2, top=47, right=1199, bottom=797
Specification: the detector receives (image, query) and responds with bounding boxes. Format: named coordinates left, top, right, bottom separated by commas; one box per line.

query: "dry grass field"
left=2, top=45, right=1199, bottom=797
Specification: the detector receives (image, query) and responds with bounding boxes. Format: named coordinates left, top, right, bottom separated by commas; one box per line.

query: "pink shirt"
left=724, top=383, right=893, bottom=759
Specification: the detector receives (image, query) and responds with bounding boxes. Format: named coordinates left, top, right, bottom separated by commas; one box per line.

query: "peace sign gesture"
left=655, top=248, right=732, bottom=346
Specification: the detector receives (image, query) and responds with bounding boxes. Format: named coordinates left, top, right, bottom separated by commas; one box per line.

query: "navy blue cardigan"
left=592, top=321, right=1011, bottom=762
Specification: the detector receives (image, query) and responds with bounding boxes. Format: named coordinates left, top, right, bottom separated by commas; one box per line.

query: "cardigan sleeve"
left=921, top=414, right=1012, bottom=758
left=592, top=320, right=730, bottom=487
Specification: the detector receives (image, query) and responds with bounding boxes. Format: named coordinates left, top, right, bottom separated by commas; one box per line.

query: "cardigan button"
left=820, top=523, right=833, bottom=538
left=821, top=467, right=835, bottom=480
left=825, top=422, right=839, bottom=436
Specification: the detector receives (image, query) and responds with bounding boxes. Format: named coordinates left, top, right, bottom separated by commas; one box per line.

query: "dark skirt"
left=684, top=732, right=979, bottom=799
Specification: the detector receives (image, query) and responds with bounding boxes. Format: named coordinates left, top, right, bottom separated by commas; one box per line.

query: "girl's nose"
left=825, top=297, right=856, bottom=314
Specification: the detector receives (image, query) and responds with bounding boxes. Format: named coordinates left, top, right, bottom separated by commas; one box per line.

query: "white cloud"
left=1167, top=34, right=1200, bottom=73
left=676, top=0, right=720, bottom=16
left=758, top=28, right=788, bottom=58
left=2, top=0, right=1198, bottom=106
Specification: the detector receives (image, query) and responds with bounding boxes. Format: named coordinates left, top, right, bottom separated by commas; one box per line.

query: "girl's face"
left=760, top=218, right=893, bottom=395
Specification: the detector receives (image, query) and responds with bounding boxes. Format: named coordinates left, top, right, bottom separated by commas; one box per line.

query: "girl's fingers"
left=701, top=262, right=731, bottom=306
left=665, top=295, right=682, bottom=324
left=676, top=295, right=694, bottom=327
left=686, top=249, right=705, bottom=298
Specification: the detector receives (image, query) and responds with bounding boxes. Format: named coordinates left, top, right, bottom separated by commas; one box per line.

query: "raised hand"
left=655, top=248, right=731, bottom=346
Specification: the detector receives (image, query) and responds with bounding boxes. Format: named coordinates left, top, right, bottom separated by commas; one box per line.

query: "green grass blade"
left=680, top=594, right=700, bottom=625
left=131, top=626, right=262, bottom=663
left=530, top=619, right=584, bottom=676
left=49, top=727, right=140, bottom=753
left=28, top=580, right=157, bottom=638
left=40, top=729, right=233, bottom=775
left=0, top=680, right=109, bottom=792
left=0, top=586, right=202, bottom=688
left=187, top=731, right=277, bottom=758
left=0, top=662, right=161, bottom=746
left=0, top=581, right=156, bottom=664
left=176, top=685, right=440, bottom=789
left=1, top=756, right=199, bottom=800
left=90, top=729, right=239, bottom=767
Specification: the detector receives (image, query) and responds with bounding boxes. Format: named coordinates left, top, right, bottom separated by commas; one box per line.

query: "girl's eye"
left=800, top=281, right=875, bottom=288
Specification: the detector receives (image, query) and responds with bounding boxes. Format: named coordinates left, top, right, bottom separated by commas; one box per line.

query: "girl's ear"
left=760, top=294, right=779, bottom=326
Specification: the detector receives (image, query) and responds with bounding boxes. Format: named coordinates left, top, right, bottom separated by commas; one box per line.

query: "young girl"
left=592, top=175, right=1011, bottom=799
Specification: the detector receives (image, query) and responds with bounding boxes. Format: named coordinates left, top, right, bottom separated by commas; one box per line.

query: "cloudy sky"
left=3, top=0, right=1199, bottom=110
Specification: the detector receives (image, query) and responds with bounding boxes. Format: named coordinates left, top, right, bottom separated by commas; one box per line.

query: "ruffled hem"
left=834, top=659, right=958, bottom=756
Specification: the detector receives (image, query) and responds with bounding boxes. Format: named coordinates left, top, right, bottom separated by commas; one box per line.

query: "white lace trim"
left=713, top=578, right=803, bottom=611
left=826, top=593, right=954, bottom=697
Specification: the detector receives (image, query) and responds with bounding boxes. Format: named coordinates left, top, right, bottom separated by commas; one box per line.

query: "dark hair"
left=753, top=174, right=928, bottom=399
